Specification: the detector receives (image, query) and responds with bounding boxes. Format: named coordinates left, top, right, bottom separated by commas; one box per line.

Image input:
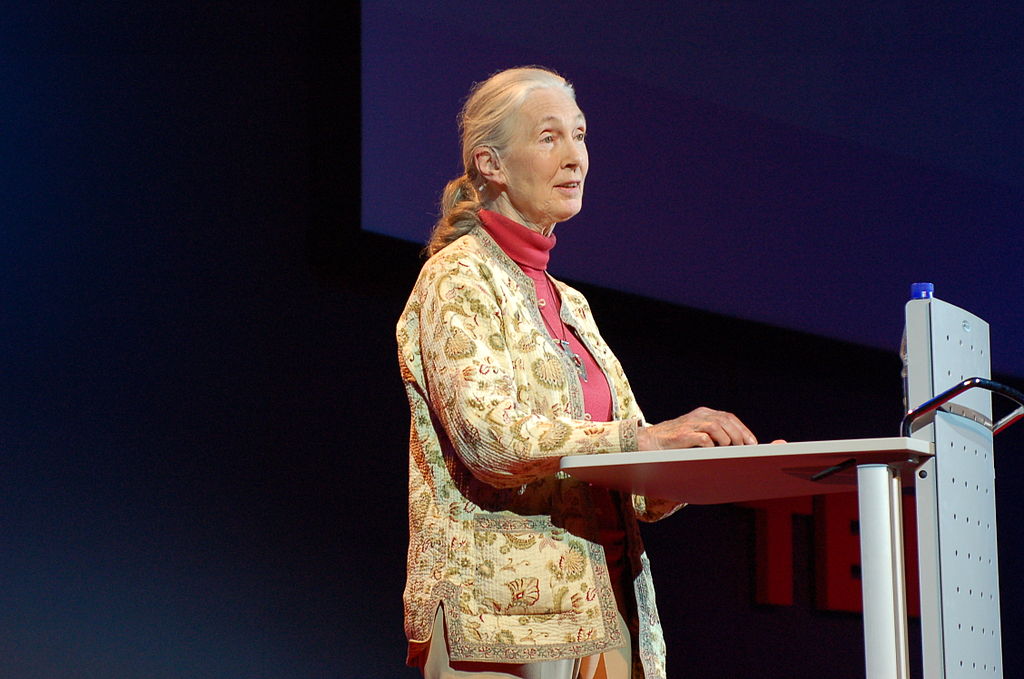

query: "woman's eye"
left=540, top=135, right=554, bottom=143
left=574, top=132, right=586, bottom=142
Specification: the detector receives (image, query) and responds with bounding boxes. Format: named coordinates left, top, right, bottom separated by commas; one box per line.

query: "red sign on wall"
left=738, top=492, right=919, bottom=616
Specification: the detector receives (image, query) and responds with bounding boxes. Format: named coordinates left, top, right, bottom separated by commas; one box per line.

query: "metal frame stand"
left=858, top=463, right=910, bottom=679
left=901, top=295, right=1021, bottom=678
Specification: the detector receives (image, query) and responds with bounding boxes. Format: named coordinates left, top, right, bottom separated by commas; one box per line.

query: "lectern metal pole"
left=857, top=463, right=910, bottom=679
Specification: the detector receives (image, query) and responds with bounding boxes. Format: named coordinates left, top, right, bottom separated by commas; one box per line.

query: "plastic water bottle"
left=901, top=282, right=934, bottom=411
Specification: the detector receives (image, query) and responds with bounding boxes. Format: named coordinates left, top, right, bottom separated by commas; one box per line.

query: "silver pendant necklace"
left=539, top=278, right=588, bottom=383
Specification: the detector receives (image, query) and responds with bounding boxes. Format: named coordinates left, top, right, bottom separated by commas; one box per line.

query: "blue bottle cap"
left=910, top=282, right=934, bottom=299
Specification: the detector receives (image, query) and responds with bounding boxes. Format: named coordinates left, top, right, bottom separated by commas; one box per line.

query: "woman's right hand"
left=636, top=406, right=758, bottom=451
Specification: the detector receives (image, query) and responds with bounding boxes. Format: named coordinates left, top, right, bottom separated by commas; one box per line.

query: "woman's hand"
left=637, top=406, right=758, bottom=451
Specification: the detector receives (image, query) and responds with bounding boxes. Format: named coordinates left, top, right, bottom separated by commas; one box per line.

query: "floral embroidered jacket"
left=397, top=226, right=680, bottom=679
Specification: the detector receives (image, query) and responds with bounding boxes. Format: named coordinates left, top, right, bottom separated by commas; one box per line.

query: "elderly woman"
left=397, top=67, right=760, bottom=679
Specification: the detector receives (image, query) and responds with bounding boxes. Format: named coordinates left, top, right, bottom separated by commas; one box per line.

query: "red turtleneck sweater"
left=479, top=209, right=613, bottom=422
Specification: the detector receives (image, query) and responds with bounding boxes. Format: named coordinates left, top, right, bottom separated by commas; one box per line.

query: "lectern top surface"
left=560, top=436, right=932, bottom=504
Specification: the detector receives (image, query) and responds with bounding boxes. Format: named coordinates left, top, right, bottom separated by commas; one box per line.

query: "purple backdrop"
left=362, top=3, right=1024, bottom=378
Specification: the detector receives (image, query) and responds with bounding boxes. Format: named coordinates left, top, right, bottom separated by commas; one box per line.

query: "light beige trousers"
left=419, top=607, right=631, bottom=679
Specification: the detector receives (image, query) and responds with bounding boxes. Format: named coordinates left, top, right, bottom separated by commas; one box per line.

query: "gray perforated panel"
left=908, top=297, right=1003, bottom=678
left=933, top=413, right=1002, bottom=676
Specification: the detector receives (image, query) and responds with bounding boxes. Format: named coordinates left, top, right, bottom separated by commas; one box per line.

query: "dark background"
left=363, top=2, right=1024, bottom=377
left=3, top=4, right=1021, bottom=678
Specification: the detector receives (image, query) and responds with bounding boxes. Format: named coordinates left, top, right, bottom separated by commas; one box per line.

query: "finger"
left=703, top=412, right=753, bottom=446
left=698, top=421, right=733, bottom=447
left=719, top=412, right=757, bottom=446
left=713, top=414, right=750, bottom=446
left=671, top=428, right=714, bottom=449
left=692, top=431, right=715, bottom=448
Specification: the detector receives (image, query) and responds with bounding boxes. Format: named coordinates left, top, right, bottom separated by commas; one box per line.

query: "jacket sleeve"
left=414, top=260, right=639, bottom=490
left=627, top=412, right=684, bottom=522
left=631, top=493, right=685, bottom=522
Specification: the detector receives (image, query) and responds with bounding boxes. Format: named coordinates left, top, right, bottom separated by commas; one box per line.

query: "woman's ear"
left=473, top=146, right=504, bottom=187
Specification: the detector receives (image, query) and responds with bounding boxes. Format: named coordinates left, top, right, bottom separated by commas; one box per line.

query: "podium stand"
left=903, top=296, right=1016, bottom=678
left=561, top=294, right=1021, bottom=679
left=561, top=437, right=930, bottom=679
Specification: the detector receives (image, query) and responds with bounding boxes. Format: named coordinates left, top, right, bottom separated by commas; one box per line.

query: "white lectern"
left=561, top=437, right=929, bottom=679
left=561, top=294, right=1022, bottom=679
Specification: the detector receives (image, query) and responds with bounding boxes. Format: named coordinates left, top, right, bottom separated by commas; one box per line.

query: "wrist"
left=637, top=424, right=659, bottom=451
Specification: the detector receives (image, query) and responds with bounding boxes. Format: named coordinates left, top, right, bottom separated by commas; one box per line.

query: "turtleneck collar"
left=479, top=209, right=556, bottom=273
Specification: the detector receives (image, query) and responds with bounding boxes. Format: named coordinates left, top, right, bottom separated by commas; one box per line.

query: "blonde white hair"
left=424, top=66, right=576, bottom=257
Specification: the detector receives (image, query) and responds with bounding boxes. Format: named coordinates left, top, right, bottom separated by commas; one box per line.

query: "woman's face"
left=492, top=87, right=588, bottom=234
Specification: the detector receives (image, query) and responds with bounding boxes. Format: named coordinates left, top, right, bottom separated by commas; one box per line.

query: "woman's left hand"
left=638, top=406, right=757, bottom=450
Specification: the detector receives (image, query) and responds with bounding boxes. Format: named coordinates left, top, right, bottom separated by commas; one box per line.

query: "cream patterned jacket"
left=397, top=226, right=679, bottom=679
